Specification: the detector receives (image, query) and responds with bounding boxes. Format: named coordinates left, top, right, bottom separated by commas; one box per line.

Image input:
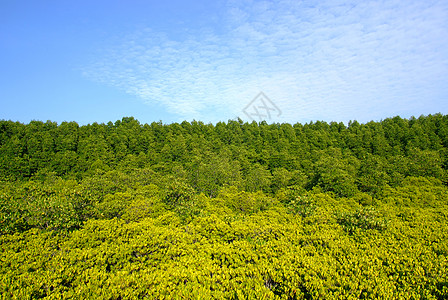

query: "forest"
left=1, top=114, right=448, bottom=299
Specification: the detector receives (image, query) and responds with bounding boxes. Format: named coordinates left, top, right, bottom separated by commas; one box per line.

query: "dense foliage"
left=1, top=114, right=448, bottom=299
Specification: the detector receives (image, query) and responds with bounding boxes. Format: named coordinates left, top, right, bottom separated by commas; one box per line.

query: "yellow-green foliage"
left=1, top=179, right=448, bottom=299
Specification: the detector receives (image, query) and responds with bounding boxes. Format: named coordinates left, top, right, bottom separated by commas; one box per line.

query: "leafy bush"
left=1, top=201, right=447, bottom=299
left=287, top=195, right=317, bottom=217
left=121, top=195, right=167, bottom=222
left=378, top=176, right=448, bottom=208
left=95, top=191, right=133, bottom=219
left=216, top=186, right=275, bottom=214
left=336, top=206, right=389, bottom=233
left=1, top=180, right=93, bottom=233
left=163, top=180, right=195, bottom=207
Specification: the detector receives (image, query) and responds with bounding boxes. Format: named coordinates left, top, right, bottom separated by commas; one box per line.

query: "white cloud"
left=82, top=0, right=448, bottom=123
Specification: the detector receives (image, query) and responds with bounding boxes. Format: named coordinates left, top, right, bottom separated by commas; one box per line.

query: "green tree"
left=312, top=148, right=359, bottom=197
left=244, top=163, right=272, bottom=193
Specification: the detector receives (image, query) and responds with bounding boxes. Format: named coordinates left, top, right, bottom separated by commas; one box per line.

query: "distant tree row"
left=0, top=114, right=447, bottom=197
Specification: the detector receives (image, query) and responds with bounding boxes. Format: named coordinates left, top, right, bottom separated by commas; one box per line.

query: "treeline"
left=1, top=114, right=447, bottom=195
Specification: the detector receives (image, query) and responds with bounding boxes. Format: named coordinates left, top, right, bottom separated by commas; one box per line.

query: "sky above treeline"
left=1, top=0, right=447, bottom=125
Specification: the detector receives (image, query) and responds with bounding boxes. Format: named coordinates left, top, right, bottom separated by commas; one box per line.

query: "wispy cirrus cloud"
left=82, top=0, right=448, bottom=123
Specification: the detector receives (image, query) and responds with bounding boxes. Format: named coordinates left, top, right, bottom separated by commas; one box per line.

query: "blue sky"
left=1, top=0, right=447, bottom=125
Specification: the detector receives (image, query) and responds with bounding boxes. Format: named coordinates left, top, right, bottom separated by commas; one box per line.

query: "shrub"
left=336, top=206, right=388, bottom=233
left=287, top=195, right=316, bottom=217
